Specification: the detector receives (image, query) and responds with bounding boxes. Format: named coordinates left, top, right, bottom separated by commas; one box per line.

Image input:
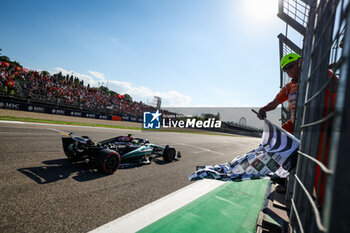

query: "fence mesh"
left=278, top=0, right=350, bottom=232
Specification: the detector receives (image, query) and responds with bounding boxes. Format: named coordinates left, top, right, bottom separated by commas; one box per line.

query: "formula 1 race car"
left=61, top=132, right=181, bottom=174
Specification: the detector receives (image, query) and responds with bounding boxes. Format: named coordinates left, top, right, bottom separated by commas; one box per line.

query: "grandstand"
left=0, top=60, right=164, bottom=118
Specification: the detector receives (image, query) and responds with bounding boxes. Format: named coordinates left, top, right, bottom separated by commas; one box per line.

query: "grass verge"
left=0, top=116, right=142, bottom=130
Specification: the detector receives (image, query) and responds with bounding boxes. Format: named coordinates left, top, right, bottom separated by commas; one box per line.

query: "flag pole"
left=251, top=109, right=300, bottom=143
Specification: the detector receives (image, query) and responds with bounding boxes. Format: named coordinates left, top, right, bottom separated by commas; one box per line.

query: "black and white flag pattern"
left=189, top=120, right=300, bottom=181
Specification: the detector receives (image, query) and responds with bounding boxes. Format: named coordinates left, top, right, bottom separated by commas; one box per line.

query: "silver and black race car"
left=61, top=133, right=181, bottom=174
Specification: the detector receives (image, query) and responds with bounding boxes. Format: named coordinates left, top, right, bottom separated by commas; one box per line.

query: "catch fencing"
left=278, top=0, right=350, bottom=232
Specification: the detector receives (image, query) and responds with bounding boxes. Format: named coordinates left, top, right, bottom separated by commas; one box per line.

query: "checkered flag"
left=189, top=120, right=300, bottom=181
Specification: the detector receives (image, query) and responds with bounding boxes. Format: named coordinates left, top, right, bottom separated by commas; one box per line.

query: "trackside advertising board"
left=0, top=98, right=112, bottom=120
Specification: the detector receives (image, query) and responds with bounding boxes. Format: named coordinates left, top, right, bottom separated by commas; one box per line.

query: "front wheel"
left=163, top=146, right=176, bottom=162
left=95, top=149, right=121, bottom=174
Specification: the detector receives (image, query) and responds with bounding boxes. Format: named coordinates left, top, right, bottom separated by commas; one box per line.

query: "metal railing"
left=278, top=0, right=310, bottom=125
left=277, top=0, right=350, bottom=232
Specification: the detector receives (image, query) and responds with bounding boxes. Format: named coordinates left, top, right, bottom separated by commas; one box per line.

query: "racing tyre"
left=95, top=149, right=121, bottom=174
left=163, top=146, right=176, bottom=162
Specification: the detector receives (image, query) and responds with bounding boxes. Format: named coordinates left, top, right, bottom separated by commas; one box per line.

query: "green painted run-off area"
left=138, top=179, right=270, bottom=233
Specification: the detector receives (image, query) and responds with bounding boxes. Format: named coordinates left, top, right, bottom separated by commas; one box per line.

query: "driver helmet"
left=131, top=139, right=138, bottom=144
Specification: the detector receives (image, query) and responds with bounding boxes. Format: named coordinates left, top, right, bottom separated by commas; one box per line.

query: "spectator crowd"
left=0, top=62, right=162, bottom=117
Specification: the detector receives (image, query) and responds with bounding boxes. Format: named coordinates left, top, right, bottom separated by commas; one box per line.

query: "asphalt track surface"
left=0, top=122, right=260, bottom=233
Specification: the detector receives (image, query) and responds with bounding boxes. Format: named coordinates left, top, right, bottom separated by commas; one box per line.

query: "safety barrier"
left=278, top=0, right=350, bottom=232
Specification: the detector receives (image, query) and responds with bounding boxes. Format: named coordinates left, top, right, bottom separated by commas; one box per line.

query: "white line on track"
left=88, top=179, right=225, bottom=233
left=176, top=143, right=224, bottom=155
left=0, top=132, right=55, bottom=135
left=0, top=120, right=24, bottom=124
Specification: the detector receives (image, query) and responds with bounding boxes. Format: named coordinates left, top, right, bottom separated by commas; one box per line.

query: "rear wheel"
left=163, top=146, right=176, bottom=162
left=95, top=149, right=121, bottom=174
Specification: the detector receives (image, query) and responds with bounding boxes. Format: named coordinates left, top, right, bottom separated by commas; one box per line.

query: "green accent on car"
left=122, top=146, right=153, bottom=159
